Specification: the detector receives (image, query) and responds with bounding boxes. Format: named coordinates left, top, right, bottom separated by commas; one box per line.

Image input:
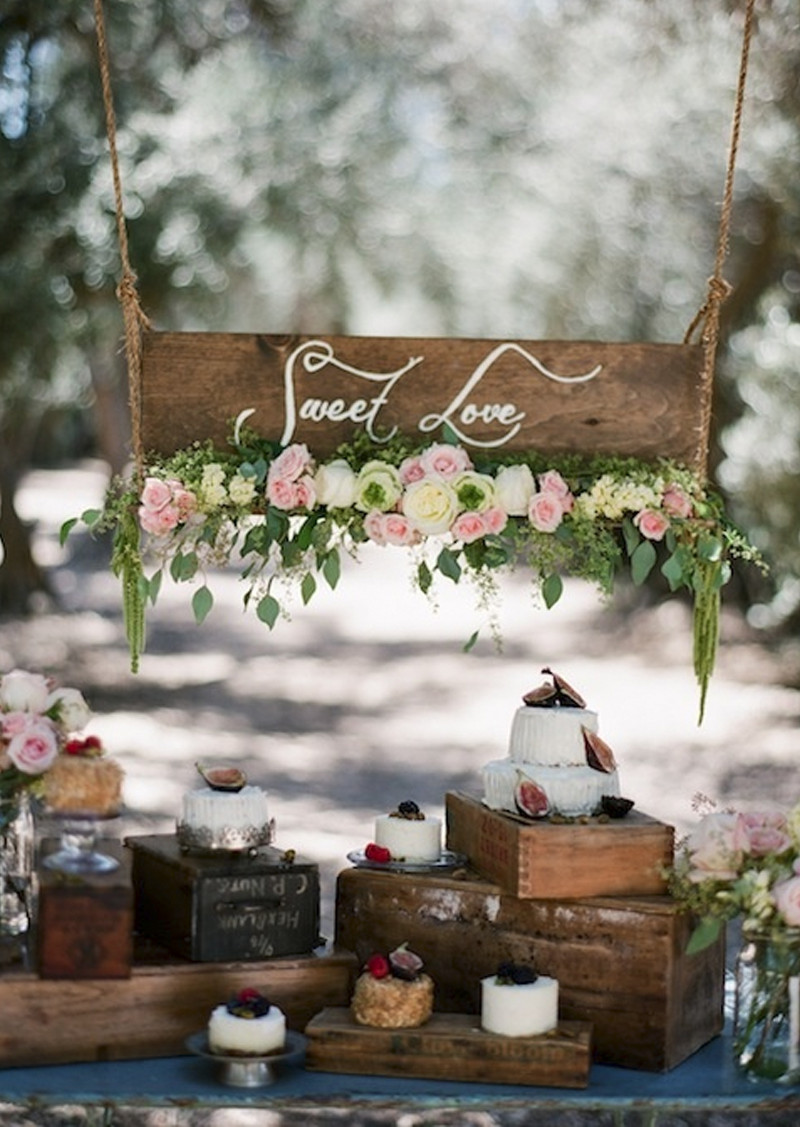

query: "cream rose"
left=46, top=687, right=91, bottom=733
left=355, top=461, right=403, bottom=513
left=0, top=669, right=50, bottom=714
left=686, top=812, right=743, bottom=882
left=494, top=464, right=535, bottom=516
left=401, top=478, right=459, bottom=535
left=315, top=459, right=358, bottom=508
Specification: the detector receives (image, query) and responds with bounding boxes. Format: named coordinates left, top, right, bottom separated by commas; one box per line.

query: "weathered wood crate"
left=37, top=838, right=133, bottom=979
left=335, top=867, right=725, bottom=1072
left=127, top=834, right=322, bottom=962
left=0, top=944, right=357, bottom=1067
left=305, top=1008, right=593, bottom=1088
left=446, top=792, right=674, bottom=899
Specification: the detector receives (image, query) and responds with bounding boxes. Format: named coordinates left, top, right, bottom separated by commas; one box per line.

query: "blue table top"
left=1, top=1031, right=799, bottom=1111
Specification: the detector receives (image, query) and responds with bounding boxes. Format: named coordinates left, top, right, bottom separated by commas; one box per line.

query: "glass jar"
left=733, top=928, right=800, bottom=1084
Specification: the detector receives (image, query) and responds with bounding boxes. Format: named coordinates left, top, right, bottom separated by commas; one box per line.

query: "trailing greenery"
left=63, top=423, right=765, bottom=722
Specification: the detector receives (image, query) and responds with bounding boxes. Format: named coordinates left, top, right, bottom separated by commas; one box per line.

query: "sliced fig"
left=542, top=667, right=587, bottom=709
left=601, top=795, right=635, bottom=818
left=196, top=762, right=247, bottom=792
left=522, top=682, right=559, bottom=708
left=582, top=728, right=617, bottom=773
left=389, top=943, right=424, bottom=981
left=514, top=774, right=551, bottom=819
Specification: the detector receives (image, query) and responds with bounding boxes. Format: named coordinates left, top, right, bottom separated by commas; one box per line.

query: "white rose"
left=402, top=478, right=459, bottom=535
left=494, top=464, right=535, bottom=516
left=0, top=669, right=50, bottom=714
left=315, top=459, right=358, bottom=508
left=355, top=461, right=403, bottom=513
left=46, top=686, right=92, bottom=733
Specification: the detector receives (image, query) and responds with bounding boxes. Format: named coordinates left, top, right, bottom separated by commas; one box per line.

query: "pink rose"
left=294, top=475, right=317, bottom=511
left=363, top=511, right=387, bottom=545
left=139, top=504, right=181, bottom=535
left=734, top=810, right=792, bottom=858
left=7, top=717, right=59, bottom=775
left=634, top=508, right=670, bottom=542
left=662, top=484, right=693, bottom=519
left=399, top=456, right=426, bottom=485
left=1, top=711, right=30, bottom=738
left=686, top=812, right=742, bottom=882
left=171, top=487, right=197, bottom=521
left=268, top=444, right=312, bottom=483
left=538, top=470, right=574, bottom=512
left=528, top=492, right=565, bottom=533
left=419, top=444, right=473, bottom=480
left=773, top=876, right=800, bottom=927
left=383, top=514, right=420, bottom=547
left=266, top=477, right=299, bottom=510
left=140, top=477, right=174, bottom=513
left=483, top=506, right=508, bottom=535
left=451, top=511, right=487, bottom=544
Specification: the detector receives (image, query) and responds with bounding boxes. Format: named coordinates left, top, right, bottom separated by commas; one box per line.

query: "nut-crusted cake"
left=351, top=944, right=433, bottom=1029
left=43, top=736, right=124, bottom=816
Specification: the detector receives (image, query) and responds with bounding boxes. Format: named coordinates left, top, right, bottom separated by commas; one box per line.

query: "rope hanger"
left=92, top=0, right=758, bottom=483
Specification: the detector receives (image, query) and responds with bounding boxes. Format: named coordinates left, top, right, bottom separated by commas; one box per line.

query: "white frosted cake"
left=178, top=783, right=271, bottom=851
left=482, top=669, right=621, bottom=817
left=373, top=800, right=442, bottom=862
left=481, top=963, right=559, bottom=1037
left=208, top=988, right=286, bottom=1055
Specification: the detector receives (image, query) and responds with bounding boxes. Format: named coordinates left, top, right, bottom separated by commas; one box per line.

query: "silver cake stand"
left=185, top=1030, right=306, bottom=1087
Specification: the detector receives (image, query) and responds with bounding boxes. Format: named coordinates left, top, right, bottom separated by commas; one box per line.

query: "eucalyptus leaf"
left=437, top=546, right=462, bottom=583
left=622, top=516, right=640, bottom=557
left=463, top=629, right=479, bottom=653
left=257, top=594, right=280, bottom=628
left=542, top=573, right=563, bottom=608
left=301, top=571, right=317, bottom=605
left=148, top=568, right=163, bottom=605
left=660, top=551, right=686, bottom=591
left=685, top=916, right=722, bottom=955
left=631, top=539, right=657, bottom=585
left=192, top=585, right=214, bottom=625
left=59, top=518, right=78, bottom=546
left=418, top=560, right=433, bottom=594
left=322, top=548, right=341, bottom=589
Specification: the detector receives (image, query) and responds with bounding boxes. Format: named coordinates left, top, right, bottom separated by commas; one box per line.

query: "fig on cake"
left=351, top=943, right=434, bottom=1028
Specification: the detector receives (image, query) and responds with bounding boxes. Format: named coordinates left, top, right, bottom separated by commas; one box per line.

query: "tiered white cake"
left=481, top=670, right=621, bottom=818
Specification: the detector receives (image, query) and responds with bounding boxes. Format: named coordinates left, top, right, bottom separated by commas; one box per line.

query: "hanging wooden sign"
left=139, top=332, right=706, bottom=469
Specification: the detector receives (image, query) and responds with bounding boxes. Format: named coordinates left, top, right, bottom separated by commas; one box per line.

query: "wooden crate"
left=0, top=945, right=357, bottom=1068
left=305, top=1008, right=593, bottom=1089
left=127, top=834, right=322, bottom=962
left=335, top=867, right=725, bottom=1072
left=446, top=791, right=674, bottom=899
left=37, top=838, right=133, bottom=979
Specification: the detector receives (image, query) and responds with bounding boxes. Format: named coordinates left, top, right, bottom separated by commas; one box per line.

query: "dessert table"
left=1, top=1028, right=799, bottom=1126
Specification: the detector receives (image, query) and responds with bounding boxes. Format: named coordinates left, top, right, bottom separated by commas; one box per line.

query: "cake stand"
left=185, top=1030, right=306, bottom=1087
left=42, top=811, right=121, bottom=875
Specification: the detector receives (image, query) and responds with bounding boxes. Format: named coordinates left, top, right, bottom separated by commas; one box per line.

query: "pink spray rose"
left=483, top=506, right=508, bottom=535
left=419, top=444, right=473, bottom=480
left=528, top=492, right=565, bottom=533
left=538, top=469, right=574, bottom=513
left=266, top=477, right=300, bottom=510
left=773, top=876, right=800, bottom=927
left=734, top=810, right=792, bottom=858
left=634, top=508, right=670, bottom=542
left=451, top=511, right=487, bottom=544
left=139, top=476, right=174, bottom=513
left=139, top=504, right=181, bottom=535
left=398, top=455, right=426, bottom=485
left=686, top=812, right=743, bottom=882
left=383, top=513, right=420, bottom=547
left=293, top=475, right=317, bottom=510
left=6, top=717, right=59, bottom=775
left=363, top=511, right=388, bottom=545
left=662, top=483, right=693, bottom=519
left=268, top=444, right=312, bottom=484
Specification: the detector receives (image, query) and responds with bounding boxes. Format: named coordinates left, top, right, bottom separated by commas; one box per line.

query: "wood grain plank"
left=139, top=331, right=706, bottom=467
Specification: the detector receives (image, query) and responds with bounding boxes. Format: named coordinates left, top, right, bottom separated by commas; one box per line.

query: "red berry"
left=237, top=987, right=262, bottom=1003
left=365, top=842, right=391, bottom=863
left=64, top=738, right=85, bottom=756
left=366, top=954, right=391, bottom=979
left=84, top=735, right=103, bottom=749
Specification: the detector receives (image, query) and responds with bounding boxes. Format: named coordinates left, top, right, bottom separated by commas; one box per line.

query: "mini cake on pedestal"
left=178, top=764, right=272, bottom=851
left=351, top=944, right=434, bottom=1028
left=43, top=736, right=124, bottom=816
left=481, top=668, right=623, bottom=818
left=481, top=961, right=559, bottom=1037
left=372, top=800, right=442, bottom=862
left=208, top=987, right=286, bottom=1055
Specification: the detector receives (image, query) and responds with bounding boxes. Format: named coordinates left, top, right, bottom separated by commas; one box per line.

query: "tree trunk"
left=0, top=459, right=53, bottom=615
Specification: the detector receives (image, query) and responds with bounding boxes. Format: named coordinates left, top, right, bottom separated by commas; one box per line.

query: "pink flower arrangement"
left=139, top=476, right=197, bottom=535
left=0, top=669, right=93, bottom=809
left=669, top=797, right=800, bottom=947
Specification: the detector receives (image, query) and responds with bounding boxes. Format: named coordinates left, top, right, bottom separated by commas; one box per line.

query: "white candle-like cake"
left=374, top=800, right=441, bottom=862
left=481, top=964, right=559, bottom=1037
left=208, top=988, right=286, bottom=1055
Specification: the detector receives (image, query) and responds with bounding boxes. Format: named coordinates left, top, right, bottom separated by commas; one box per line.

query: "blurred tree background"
left=1, top=0, right=798, bottom=632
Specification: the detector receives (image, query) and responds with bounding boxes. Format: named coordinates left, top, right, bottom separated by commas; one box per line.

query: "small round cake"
left=351, top=945, right=434, bottom=1029
left=373, top=800, right=442, bottom=862
left=43, top=738, right=124, bottom=816
left=178, top=772, right=271, bottom=852
left=481, top=962, right=558, bottom=1037
left=208, top=988, right=286, bottom=1056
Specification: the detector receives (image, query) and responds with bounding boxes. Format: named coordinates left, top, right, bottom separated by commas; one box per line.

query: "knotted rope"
left=94, top=0, right=151, bottom=479
left=685, top=0, right=756, bottom=478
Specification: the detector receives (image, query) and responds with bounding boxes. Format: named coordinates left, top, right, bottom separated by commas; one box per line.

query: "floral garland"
left=63, top=416, right=763, bottom=722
